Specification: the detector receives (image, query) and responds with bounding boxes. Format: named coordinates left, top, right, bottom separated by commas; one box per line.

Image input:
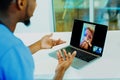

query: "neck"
left=0, top=12, right=17, bottom=32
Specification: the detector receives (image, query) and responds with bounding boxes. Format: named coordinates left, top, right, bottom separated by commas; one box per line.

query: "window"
left=52, top=0, right=120, bottom=32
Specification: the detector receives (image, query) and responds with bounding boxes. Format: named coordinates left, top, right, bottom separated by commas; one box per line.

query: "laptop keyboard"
left=49, top=51, right=88, bottom=69
left=65, top=46, right=97, bottom=62
left=49, top=46, right=98, bottom=69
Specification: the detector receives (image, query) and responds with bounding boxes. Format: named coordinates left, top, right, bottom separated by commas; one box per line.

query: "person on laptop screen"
left=80, top=23, right=95, bottom=50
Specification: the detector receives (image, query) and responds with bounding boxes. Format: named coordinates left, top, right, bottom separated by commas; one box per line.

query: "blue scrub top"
left=0, top=24, right=34, bottom=80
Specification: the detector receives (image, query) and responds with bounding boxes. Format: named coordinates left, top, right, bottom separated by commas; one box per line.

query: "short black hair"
left=0, top=0, right=13, bottom=11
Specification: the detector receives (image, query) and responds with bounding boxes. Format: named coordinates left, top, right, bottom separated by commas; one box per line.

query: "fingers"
left=50, top=39, right=66, bottom=48
left=52, top=39, right=66, bottom=47
left=56, top=39, right=66, bottom=44
left=88, top=42, right=92, bottom=47
left=46, top=33, right=53, bottom=38
left=44, top=34, right=66, bottom=44
left=57, top=49, right=77, bottom=62
left=67, top=51, right=76, bottom=62
left=57, top=50, right=64, bottom=63
left=71, top=51, right=77, bottom=59
left=41, top=33, right=66, bottom=49
left=46, top=33, right=66, bottom=45
left=63, top=49, right=68, bottom=60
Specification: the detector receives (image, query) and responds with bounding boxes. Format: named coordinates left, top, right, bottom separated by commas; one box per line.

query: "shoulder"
left=0, top=24, right=28, bottom=56
left=0, top=24, right=33, bottom=66
left=0, top=24, right=34, bottom=79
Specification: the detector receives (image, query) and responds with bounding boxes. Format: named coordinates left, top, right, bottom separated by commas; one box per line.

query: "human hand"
left=80, top=41, right=89, bottom=49
left=55, top=49, right=76, bottom=73
left=40, top=33, right=66, bottom=49
left=54, top=49, right=76, bottom=80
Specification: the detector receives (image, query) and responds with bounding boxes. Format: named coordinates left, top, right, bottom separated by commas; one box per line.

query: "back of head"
left=0, top=0, right=13, bottom=11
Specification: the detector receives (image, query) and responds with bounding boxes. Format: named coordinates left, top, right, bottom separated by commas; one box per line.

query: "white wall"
left=15, top=0, right=53, bottom=33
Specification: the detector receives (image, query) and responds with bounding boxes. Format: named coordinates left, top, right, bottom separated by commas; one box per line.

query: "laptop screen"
left=70, top=19, right=108, bottom=56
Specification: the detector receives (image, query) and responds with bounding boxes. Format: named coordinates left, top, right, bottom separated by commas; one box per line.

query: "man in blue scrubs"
left=0, top=0, right=76, bottom=80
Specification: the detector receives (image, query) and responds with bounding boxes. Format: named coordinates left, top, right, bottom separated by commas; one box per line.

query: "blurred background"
left=15, top=0, right=120, bottom=33
left=53, top=0, right=120, bottom=31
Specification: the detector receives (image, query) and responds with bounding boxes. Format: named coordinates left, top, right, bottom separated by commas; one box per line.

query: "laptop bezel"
left=70, top=19, right=108, bottom=57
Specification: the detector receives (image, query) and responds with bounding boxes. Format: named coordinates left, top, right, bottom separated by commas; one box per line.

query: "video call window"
left=80, top=23, right=95, bottom=50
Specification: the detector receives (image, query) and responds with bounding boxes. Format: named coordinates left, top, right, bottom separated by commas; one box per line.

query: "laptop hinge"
left=70, top=45, right=100, bottom=57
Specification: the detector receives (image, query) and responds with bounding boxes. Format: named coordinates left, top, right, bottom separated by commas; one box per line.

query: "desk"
left=15, top=31, right=120, bottom=80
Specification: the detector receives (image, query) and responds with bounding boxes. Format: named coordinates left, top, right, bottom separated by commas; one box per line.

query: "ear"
left=16, top=0, right=26, bottom=10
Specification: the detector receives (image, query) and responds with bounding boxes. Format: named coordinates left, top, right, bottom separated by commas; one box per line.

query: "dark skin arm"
left=29, top=34, right=76, bottom=80
left=29, top=33, right=66, bottom=54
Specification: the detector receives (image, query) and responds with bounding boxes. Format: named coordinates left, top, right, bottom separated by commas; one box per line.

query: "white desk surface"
left=15, top=31, right=120, bottom=80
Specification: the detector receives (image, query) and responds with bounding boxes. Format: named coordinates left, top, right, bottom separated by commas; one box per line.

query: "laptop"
left=49, top=19, right=108, bottom=69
